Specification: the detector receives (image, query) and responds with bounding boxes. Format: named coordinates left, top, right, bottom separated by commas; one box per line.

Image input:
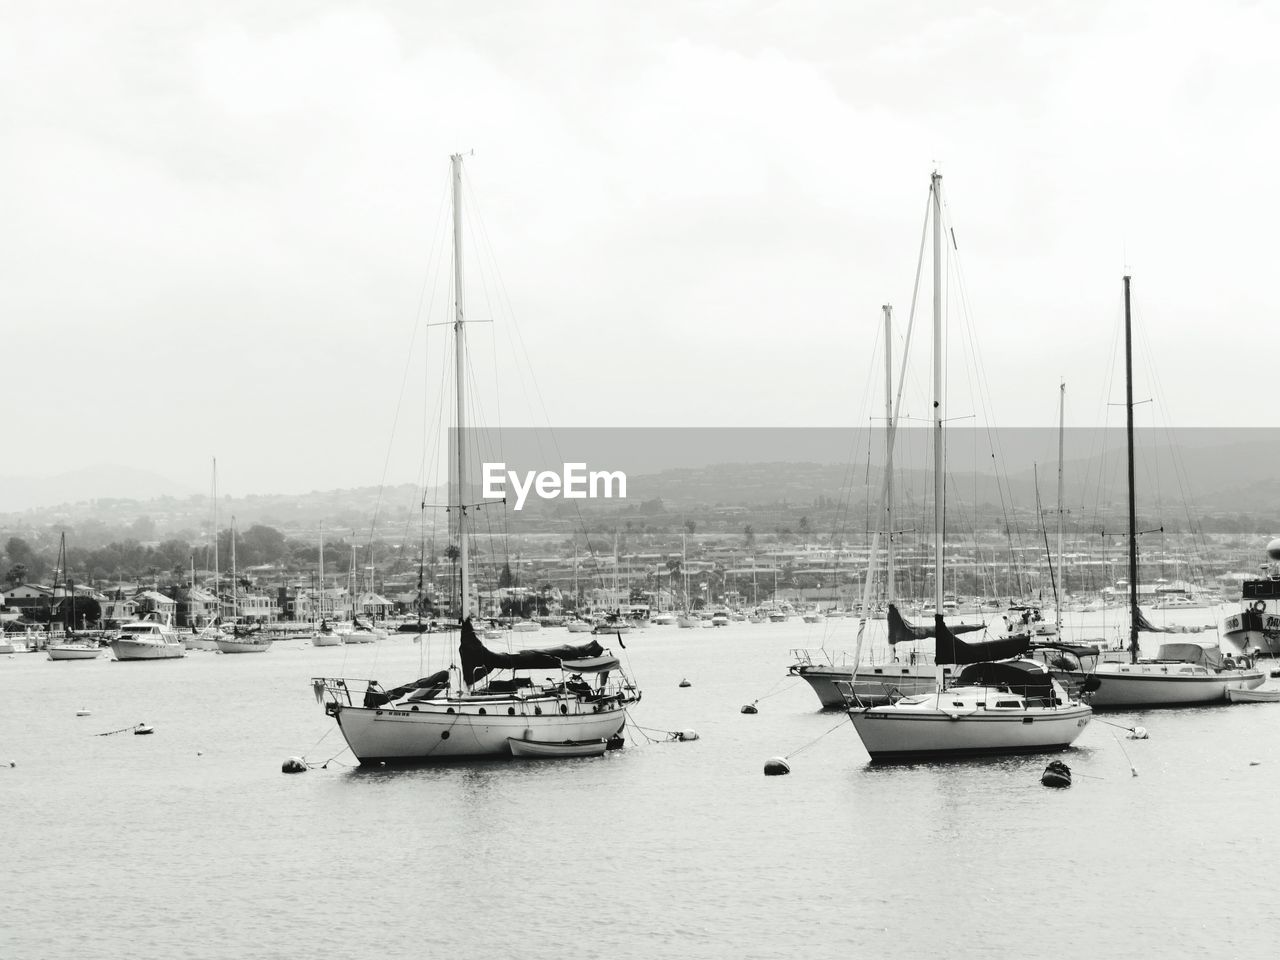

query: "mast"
left=1124, top=274, right=1139, bottom=663
left=318, top=521, right=325, bottom=624
left=931, top=171, right=944, bottom=617
left=1055, top=381, right=1065, bottom=636
left=883, top=303, right=895, bottom=606
left=451, top=153, right=470, bottom=626
left=211, top=458, right=219, bottom=623
left=230, top=515, right=238, bottom=624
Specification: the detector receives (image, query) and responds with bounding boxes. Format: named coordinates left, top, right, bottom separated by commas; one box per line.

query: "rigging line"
left=784, top=715, right=851, bottom=760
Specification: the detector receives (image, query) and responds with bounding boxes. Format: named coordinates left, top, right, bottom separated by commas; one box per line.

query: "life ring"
left=1252, top=600, right=1266, bottom=614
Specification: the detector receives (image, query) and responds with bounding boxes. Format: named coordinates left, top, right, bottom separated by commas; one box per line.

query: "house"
left=1, top=584, right=54, bottom=616
left=134, top=590, right=178, bottom=623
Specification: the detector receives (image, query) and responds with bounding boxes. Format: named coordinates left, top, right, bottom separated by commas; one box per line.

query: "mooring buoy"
left=76, top=709, right=91, bottom=717
left=678, top=678, right=691, bottom=688
left=1128, top=726, right=1149, bottom=740
left=741, top=702, right=759, bottom=714
left=281, top=757, right=308, bottom=774
left=672, top=730, right=699, bottom=742
left=134, top=724, right=154, bottom=735
left=1040, top=760, right=1072, bottom=787
left=763, top=757, right=791, bottom=776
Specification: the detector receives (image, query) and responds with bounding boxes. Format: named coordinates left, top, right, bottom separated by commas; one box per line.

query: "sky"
left=3, top=0, right=1277, bottom=500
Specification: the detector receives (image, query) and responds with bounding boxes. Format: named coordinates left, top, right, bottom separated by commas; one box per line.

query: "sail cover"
left=460, top=618, right=605, bottom=686
left=1133, top=607, right=1174, bottom=633
left=887, top=603, right=984, bottom=645
left=934, top=615, right=1030, bottom=665
left=954, top=659, right=1054, bottom=705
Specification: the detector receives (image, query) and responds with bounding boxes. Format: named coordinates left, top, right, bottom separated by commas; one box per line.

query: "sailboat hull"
left=216, top=638, right=271, bottom=654
left=848, top=703, right=1092, bottom=762
left=790, top=663, right=955, bottom=708
left=332, top=700, right=629, bottom=763
left=47, top=644, right=103, bottom=661
left=1063, top=664, right=1266, bottom=709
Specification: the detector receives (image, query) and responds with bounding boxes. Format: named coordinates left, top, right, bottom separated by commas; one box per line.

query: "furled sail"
left=459, top=618, right=605, bottom=686
left=933, top=615, right=1029, bottom=665
left=1133, top=607, right=1173, bottom=633
left=887, top=603, right=984, bottom=645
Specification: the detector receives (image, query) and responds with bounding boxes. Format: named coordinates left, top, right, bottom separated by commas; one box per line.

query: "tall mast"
left=1056, top=381, right=1065, bottom=636
left=931, top=171, right=944, bottom=617
left=883, top=303, right=895, bottom=606
left=212, top=457, right=219, bottom=620
left=231, top=515, right=238, bottom=623
left=451, top=153, right=469, bottom=625
left=1124, top=275, right=1139, bottom=663
left=318, top=521, right=325, bottom=623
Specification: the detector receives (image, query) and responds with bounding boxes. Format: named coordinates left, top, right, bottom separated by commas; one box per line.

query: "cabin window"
left=952, top=701, right=965, bottom=707
left=995, top=700, right=1020, bottom=708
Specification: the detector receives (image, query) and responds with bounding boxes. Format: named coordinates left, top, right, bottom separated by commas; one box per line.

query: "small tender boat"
left=507, top=738, right=608, bottom=758
left=1041, top=760, right=1072, bottom=787
left=1226, top=687, right=1280, bottom=703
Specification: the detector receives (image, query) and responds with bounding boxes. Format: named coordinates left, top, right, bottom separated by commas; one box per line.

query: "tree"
left=4, top=563, right=27, bottom=587
left=798, top=516, right=811, bottom=536
left=684, top=520, right=696, bottom=535
left=498, top=561, right=514, bottom=588
left=743, top=525, right=755, bottom=549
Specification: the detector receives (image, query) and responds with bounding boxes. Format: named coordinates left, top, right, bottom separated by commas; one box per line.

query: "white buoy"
left=673, top=730, right=699, bottom=742
left=76, top=709, right=90, bottom=717
left=134, top=724, right=154, bottom=735
left=763, top=757, right=791, bottom=776
left=281, top=757, right=308, bottom=774
left=1128, top=726, right=1149, bottom=740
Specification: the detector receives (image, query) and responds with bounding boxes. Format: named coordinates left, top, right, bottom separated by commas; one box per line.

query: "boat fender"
left=763, top=757, right=791, bottom=776
left=1253, top=600, right=1266, bottom=613
left=1128, top=726, right=1149, bottom=740
left=281, top=757, right=309, bottom=774
left=741, top=703, right=759, bottom=714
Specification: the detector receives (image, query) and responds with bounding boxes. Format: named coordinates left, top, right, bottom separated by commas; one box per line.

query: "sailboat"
left=676, top=533, right=700, bottom=629
left=311, top=153, right=640, bottom=763
left=186, top=458, right=225, bottom=650
left=216, top=516, right=272, bottom=654
left=789, top=304, right=993, bottom=707
left=311, top=524, right=343, bottom=646
left=46, top=533, right=104, bottom=661
left=1048, top=277, right=1263, bottom=707
left=844, top=172, right=1092, bottom=761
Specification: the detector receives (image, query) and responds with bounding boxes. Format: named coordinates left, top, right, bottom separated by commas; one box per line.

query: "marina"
left=3, top=612, right=1279, bottom=959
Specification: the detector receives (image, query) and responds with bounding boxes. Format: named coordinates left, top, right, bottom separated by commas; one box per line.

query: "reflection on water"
left=3, top=607, right=1276, bottom=959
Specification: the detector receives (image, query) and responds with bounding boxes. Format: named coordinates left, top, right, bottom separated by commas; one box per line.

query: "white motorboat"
left=511, top=620, right=540, bottom=633
left=507, top=737, right=609, bottom=758
left=1220, top=541, right=1280, bottom=658
left=109, top=621, right=186, bottom=661
left=311, top=153, right=639, bottom=764
left=565, top=618, right=594, bottom=633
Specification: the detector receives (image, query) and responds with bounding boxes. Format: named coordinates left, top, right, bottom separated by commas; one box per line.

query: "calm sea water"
left=3, top=608, right=1278, bottom=960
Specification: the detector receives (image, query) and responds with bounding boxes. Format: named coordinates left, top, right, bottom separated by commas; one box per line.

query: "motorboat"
left=109, top=620, right=186, bottom=661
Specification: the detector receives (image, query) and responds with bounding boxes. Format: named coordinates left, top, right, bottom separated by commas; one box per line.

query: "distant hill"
left=0, top=465, right=196, bottom=512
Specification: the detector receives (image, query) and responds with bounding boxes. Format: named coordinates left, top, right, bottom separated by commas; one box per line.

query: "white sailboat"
left=46, top=533, right=104, bottom=661
left=186, top=458, right=224, bottom=651
left=311, top=524, right=343, bottom=646
left=1050, top=277, right=1263, bottom=707
left=844, top=172, right=1092, bottom=761
left=216, top=516, right=272, bottom=654
left=312, top=153, right=639, bottom=763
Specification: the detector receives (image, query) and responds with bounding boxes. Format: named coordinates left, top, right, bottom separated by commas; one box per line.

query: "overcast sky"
left=3, top=0, right=1275, bottom=499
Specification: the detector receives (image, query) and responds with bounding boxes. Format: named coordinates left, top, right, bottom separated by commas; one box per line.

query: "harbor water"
left=3, top=609, right=1278, bottom=960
